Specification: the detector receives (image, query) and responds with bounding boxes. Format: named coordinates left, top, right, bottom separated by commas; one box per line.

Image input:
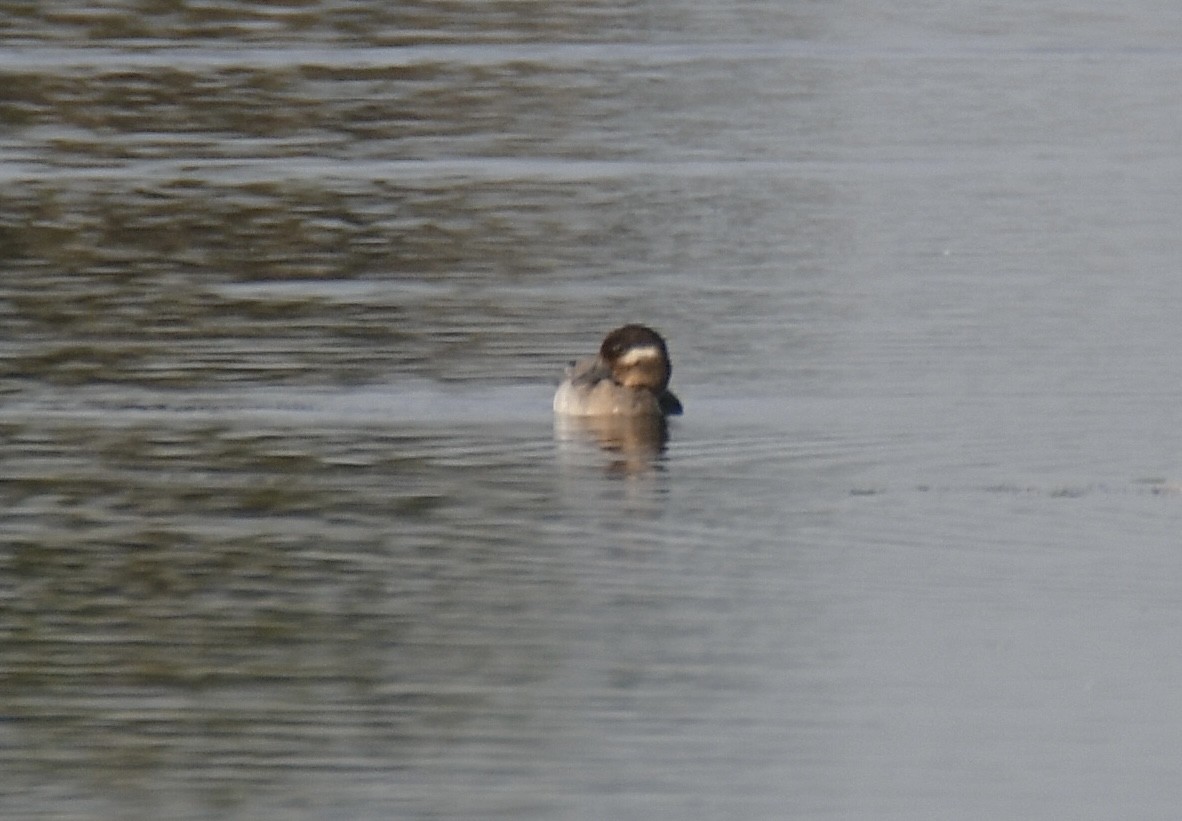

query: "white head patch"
left=616, top=345, right=662, bottom=367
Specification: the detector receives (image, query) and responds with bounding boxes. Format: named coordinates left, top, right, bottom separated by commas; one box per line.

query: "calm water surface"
left=4, top=2, right=1182, bottom=819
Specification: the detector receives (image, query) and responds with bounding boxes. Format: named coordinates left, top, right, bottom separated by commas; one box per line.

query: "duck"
left=553, top=324, right=683, bottom=417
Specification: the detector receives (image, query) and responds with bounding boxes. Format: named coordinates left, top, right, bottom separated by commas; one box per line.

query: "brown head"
left=598, top=324, right=673, bottom=393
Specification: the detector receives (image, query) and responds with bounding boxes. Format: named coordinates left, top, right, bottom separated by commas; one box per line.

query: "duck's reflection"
left=554, top=413, right=670, bottom=474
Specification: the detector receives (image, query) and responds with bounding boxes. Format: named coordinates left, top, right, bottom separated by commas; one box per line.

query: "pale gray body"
left=552, top=325, right=683, bottom=417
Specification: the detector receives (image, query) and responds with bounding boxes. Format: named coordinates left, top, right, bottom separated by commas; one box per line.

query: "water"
left=4, top=2, right=1182, bottom=818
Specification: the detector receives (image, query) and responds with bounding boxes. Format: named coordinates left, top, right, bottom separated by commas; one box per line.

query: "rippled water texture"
left=5, top=2, right=1182, bottom=819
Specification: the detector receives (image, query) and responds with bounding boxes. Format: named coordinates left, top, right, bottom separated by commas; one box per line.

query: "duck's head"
left=598, top=324, right=673, bottom=393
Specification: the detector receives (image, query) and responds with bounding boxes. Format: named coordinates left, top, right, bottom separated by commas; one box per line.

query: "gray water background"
left=4, top=2, right=1182, bottom=819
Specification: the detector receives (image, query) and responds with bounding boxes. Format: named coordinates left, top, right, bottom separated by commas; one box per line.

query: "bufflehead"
left=553, top=324, right=683, bottom=417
